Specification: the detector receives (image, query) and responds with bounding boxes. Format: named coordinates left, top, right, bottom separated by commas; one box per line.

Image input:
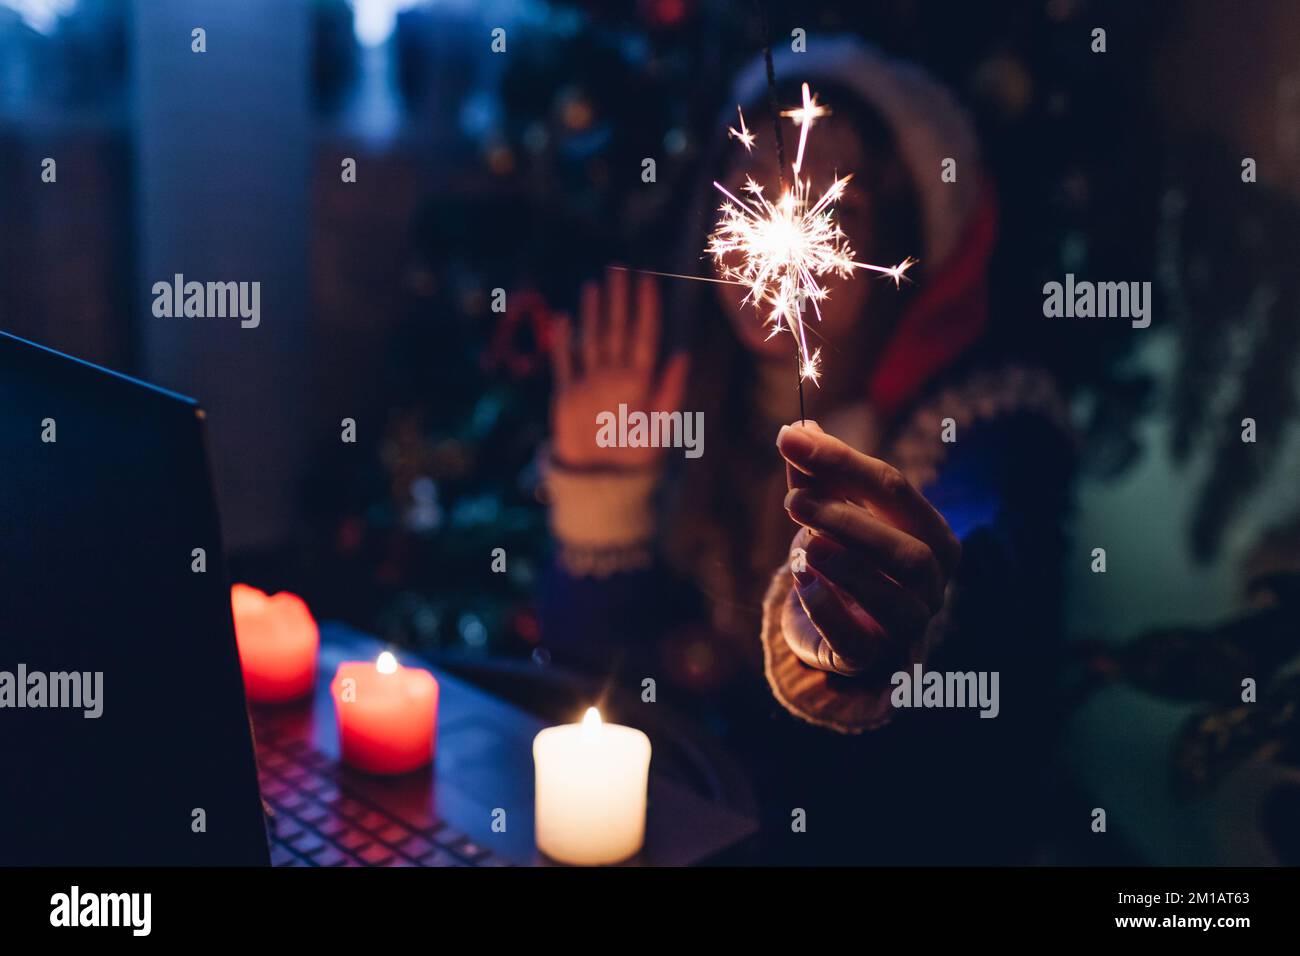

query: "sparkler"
left=707, top=83, right=916, bottom=388
left=613, top=58, right=917, bottom=423
left=727, top=106, right=756, bottom=152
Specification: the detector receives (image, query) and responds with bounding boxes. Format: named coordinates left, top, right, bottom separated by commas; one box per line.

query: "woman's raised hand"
left=549, top=267, right=689, bottom=469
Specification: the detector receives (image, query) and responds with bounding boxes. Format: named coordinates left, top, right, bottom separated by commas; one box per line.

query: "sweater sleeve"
left=759, top=410, right=1074, bottom=732
left=537, top=458, right=693, bottom=672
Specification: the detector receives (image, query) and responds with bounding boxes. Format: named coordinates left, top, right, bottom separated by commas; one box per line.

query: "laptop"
left=0, top=332, right=757, bottom=867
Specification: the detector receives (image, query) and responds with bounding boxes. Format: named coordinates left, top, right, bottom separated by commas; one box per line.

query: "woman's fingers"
left=781, top=583, right=864, bottom=676
left=630, top=274, right=660, bottom=372
left=651, top=352, right=690, bottom=413
left=788, top=569, right=897, bottom=675
left=802, top=532, right=932, bottom=638
left=785, top=488, right=946, bottom=612
left=575, top=270, right=657, bottom=374
left=605, top=266, right=629, bottom=366
left=550, top=312, right=573, bottom=388
left=777, top=423, right=960, bottom=574
left=786, top=527, right=877, bottom=673
left=783, top=419, right=821, bottom=492
left=579, top=280, right=601, bottom=374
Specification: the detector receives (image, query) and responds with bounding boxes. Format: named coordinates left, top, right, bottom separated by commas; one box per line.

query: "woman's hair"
left=658, top=79, right=923, bottom=639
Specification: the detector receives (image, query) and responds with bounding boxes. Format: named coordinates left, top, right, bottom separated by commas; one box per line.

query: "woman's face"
left=713, top=112, right=876, bottom=360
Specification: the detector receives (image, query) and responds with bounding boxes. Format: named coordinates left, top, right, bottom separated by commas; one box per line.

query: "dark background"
left=3, top=0, right=1299, bottom=865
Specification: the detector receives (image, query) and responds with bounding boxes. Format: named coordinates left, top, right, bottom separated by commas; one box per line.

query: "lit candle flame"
left=581, top=706, right=602, bottom=733
left=376, top=651, right=398, bottom=675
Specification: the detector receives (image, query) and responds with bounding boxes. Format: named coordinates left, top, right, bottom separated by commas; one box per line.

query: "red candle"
left=330, top=652, right=439, bottom=775
left=231, top=584, right=319, bottom=703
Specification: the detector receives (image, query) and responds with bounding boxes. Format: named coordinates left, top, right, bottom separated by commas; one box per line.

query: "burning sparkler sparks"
left=728, top=106, right=755, bottom=152
left=779, top=82, right=828, bottom=176
left=708, top=82, right=917, bottom=385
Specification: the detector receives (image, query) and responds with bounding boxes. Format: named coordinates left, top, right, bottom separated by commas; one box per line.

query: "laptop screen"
left=0, top=334, right=269, bottom=865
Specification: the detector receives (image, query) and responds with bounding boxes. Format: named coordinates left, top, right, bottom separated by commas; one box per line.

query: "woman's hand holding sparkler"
left=777, top=421, right=961, bottom=677
left=549, top=267, right=690, bottom=469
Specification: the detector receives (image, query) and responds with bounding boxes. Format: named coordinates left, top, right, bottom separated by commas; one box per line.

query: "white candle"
left=532, top=706, right=652, bottom=865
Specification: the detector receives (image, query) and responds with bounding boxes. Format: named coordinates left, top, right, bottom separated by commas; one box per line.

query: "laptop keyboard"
left=255, top=735, right=509, bottom=867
